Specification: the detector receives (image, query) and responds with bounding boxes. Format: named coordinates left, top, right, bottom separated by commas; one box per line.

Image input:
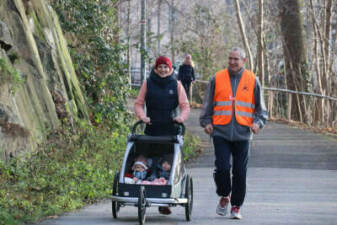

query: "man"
left=199, top=47, right=268, bottom=219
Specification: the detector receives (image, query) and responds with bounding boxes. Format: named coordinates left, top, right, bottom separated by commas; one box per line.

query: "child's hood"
left=132, top=161, right=148, bottom=170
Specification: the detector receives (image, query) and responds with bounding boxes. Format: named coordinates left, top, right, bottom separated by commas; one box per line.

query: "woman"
left=134, top=55, right=190, bottom=136
left=134, top=56, right=190, bottom=215
left=178, top=54, right=195, bottom=98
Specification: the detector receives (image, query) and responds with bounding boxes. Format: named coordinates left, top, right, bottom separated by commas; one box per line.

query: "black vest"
left=145, top=70, right=178, bottom=136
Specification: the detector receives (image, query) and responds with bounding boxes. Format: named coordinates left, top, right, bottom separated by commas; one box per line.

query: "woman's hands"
left=141, top=116, right=151, bottom=124
left=141, top=116, right=184, bottom=124
left=173, top=116, right=184, bottom=123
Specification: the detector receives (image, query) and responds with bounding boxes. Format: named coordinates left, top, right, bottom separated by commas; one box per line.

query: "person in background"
left=199, top=47, right=268, bottom=220
left=172, top=64, right=178, bottom=79
left=178, top=54, right=195, bottom=99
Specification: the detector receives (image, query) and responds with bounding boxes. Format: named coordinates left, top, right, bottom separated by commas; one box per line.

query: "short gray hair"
left=231, top=47, right=246, bottom=59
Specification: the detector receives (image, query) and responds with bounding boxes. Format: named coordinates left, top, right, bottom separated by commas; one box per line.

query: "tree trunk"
left=169, top=0, right=176, bottom=63
left=127, top=0, right=131, bottom=86
left=278, top=0, right=309, bottom=122
left=310, top=0, right=324, bottom=125
left=324, top=0, right=332, bottom=94
left=324, top=0, right=333, bottom=125
left=157, top=0, right=162, bottom=56
left=234, top=0, right=254, bottom=71
left=147, top=16, right=152, bottom=71
left=113, top=0, right=120, bottom=44
left=140, top=0, right=147, bottom=83
left=257, top=0, right=264, bottom=87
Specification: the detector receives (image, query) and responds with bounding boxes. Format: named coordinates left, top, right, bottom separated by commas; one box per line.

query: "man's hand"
left=251, top=123, right=260, bottom=134
left=204, top=124, right=213, bottom=134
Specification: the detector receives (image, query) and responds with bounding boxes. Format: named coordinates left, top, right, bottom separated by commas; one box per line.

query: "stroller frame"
left=111, top=121, right=193, bottom=224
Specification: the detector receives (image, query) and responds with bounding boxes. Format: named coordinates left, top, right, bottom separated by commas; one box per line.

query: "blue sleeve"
left=199, top=76, right=215, bottom=127
left=253, top=78, right=268, bottom=128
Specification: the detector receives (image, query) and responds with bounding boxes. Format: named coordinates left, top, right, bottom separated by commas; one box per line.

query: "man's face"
left=228, top=50, right=246, bottom=72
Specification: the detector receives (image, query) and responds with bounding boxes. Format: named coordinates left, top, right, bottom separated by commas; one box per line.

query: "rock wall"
left=0, top=0, right=88, bottom=159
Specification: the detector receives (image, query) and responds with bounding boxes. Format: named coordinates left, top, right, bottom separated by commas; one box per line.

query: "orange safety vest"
left=212, top=69, right=256, bottom=127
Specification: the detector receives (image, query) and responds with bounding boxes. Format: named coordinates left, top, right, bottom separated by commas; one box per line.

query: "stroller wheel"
left=185, top=175, right=193, bottom=221
left=112, top=172, right=120, bottom=219
left=138, top=185, right=147, bottom=225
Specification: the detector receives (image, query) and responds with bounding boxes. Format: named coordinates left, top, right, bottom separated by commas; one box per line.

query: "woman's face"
left=185, top=55, right=192, bottom=65
left=155, top=64, right=171, bottom=78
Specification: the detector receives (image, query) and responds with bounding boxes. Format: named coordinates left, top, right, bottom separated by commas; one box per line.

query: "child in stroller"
left=156, top=154, right=173, bottom=180
left=124, top=154, right=152, bottom=184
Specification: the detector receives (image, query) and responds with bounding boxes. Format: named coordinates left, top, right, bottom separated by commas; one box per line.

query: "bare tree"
left=278, top=0, right=309, bottom=122
left=157, top=0, right=162, bottom=55
left=169, top=0, right=176, bottom=63
left=257, top=0, right=264, bottom=86
left=234, top=0, right=254, bottom=71
left=309, top=0, right=335, bottom=126
left=126, top=0, right=131, bottom=85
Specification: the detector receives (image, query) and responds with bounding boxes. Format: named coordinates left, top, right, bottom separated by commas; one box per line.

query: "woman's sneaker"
left=158, top=206, right=171, bottom=215
left=216, top=196, right=230, bottom=216
left=230, top=206, right=242, bottom=219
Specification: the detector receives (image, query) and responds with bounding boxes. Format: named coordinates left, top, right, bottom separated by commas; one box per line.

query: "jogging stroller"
left=111, top=120, right=193, bottom=225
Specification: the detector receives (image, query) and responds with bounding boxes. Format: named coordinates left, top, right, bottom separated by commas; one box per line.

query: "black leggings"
left=181, top=81, right=191, bottom=98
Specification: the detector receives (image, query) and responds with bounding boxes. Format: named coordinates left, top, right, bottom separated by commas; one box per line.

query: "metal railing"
left=190, top=80, right=337, bottom=127
left=130, top=79, right=337, bottom=127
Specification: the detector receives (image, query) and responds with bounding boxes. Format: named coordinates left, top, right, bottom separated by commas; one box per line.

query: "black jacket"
left=178, top=64, right=195, bottom=83
left=145, top=70, right=178, bottom=136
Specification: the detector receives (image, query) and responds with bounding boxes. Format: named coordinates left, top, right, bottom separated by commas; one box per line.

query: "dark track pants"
left=213, top=136, right=250, bottom=206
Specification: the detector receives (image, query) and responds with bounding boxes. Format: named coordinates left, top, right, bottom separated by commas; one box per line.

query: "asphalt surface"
left=36, top=107, right=337, bottom=225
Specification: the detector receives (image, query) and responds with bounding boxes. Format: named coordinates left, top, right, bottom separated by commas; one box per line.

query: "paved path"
left=37, top=107, right=337, bottom=225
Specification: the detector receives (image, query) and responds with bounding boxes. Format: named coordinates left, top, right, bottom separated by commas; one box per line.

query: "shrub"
left=0, top=58, right=25, bottom=94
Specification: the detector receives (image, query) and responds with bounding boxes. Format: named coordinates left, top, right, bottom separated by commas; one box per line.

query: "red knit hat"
left=155, top=56, right=172, bottom=70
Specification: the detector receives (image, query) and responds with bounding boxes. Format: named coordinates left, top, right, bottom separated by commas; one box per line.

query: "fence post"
left=268, top=91, right=273, bottom=119
left=288, top=93, right=292, bottom=120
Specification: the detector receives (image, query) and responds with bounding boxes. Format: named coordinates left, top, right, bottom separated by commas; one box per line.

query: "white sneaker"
left=231, top=206, right=242, bottom=219
left=216, top=196, right=230, bottom=216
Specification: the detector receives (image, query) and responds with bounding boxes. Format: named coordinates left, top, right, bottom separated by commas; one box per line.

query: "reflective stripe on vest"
left=212, top=69, right=256, bottom=126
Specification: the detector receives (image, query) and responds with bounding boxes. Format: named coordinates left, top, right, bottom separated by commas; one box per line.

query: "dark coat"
left=178, top=64, right=195, bottom=83
left=145, top=70, right=179, bottom=136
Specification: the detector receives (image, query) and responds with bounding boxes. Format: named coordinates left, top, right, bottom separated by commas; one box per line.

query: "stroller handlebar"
left=131, top=120, right=185, bottom=136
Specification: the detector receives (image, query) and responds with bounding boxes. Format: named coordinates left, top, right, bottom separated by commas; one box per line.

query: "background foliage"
left=0, top=2, right=201, bottom=224
left=0, top=121, right=128, bottom=225
left=52, top=0, right=129, bottom=126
